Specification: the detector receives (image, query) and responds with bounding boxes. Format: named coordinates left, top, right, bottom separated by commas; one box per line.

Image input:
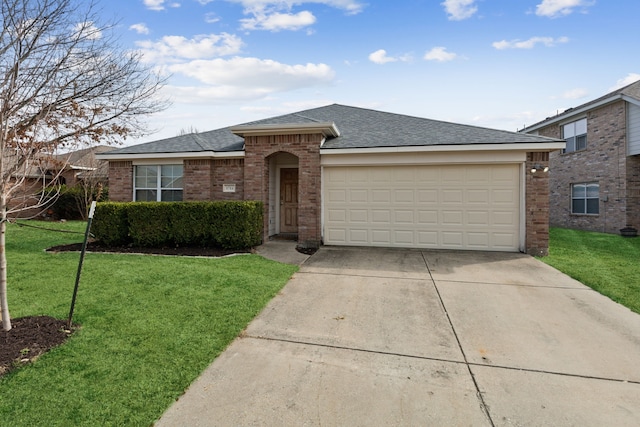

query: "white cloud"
left=227, top=0, right=365, bottom=15
left=610, top=73, right=640, bottom=91
left=368, top=49, right=396, bottom=64
left=73, top=22, right=102, bottom=40
left=143, top=0, right=181, bottom=11
left=441, top=0, right=478, bottom=21
left=240, top=10, right=316, bottom=31
left=225, top=0, right=364, bottom=31
left=169, top=57, right=334, bottom=86
left=424, top=47, right=457, bottom=62
left=205, top=12, right=220, bottom=23
left=163, top=57, right=335, bottom=102
left=135, top=33, right=244, bottom=63
left=535, top=0, right=594, bottom=18
left=492, top=36, right=569, bottom=50
left=129, top=23, right=150, bottom=35
left=368, top=49, right=412, bottom=65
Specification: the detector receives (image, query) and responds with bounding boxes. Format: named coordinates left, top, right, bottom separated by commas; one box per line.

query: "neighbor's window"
left=563, top=118, right=587, bottom=153
left=571, top=182, right=599, bottom=214
left=134, top=165, right=183, bottom=201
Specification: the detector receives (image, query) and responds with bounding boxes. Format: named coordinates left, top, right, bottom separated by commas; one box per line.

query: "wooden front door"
left=280, top=168, right=298, bottom=234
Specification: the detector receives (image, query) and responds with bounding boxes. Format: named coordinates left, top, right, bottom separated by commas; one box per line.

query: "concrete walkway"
left=156, top=246, right=640, bottom=426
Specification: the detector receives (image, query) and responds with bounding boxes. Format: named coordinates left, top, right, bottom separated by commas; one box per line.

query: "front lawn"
left=0, top=221, right=298, bottom=426
left=541, top=227, right=640, bottom=315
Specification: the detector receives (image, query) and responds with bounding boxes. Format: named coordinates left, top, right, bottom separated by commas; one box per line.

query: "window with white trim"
left=134, top=165, right=183, bottom=201
left=563, top=118, right=587, bottom=153
left=571, top=182, right=599, bottom=214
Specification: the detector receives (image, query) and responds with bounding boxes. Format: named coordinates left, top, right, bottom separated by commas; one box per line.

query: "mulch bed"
left=46, top=241, right=253, bottom=257
left=1, top=316, right=73, bottom=377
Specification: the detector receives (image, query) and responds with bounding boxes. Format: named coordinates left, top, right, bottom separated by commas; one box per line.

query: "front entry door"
left=280, top=168, right=298, bottom=234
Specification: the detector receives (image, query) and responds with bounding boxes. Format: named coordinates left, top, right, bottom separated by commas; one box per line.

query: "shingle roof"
left=523, top=80, right=640, bottom=132
left=104, top=104, right=561, bottom=156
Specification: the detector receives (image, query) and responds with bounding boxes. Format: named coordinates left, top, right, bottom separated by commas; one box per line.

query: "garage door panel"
left=417, top=189, right=438, bottom=203
left=349, top=209, right=368, bottom=223
left=394, top=210, right=414, bottom=223
left=395, top=190, right=414, bottom=203
left=467, top=211, right=489, bottom=226
left=349, top=229, right=368, bottom=243
left=442, top=189, right=464, bottom=203
left=418, top=210, right=438, bottom=224
left=349, top=189, right=368, bottom=203
left=328, top=209, right=346, bottom=222
left=371, top=210, right=390, bottom=223
left=467, top=232, right=490, bottom=248
left=324, top=165, right=520, bottom=251
left=371, top=229, right=391, bottom=244
left=467, top=189, right=490, bottom=203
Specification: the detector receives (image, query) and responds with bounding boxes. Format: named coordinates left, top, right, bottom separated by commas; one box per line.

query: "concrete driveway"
left=156, top=247, right=640, bottom=426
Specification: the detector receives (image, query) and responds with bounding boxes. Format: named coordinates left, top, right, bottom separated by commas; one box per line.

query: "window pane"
left=161, top=190, right=183, bottom=202
left=135, top=166, right=157, bottom=188
left=586, top=184, right=599, bottom=198
left=586, top=198, right=599, bottom=214
left=576, top=134, right=587, bottom=150
left=563, top=123, right=575, bottom=138
left=136, top=189, right=157, bottom=201
left=565, top=136, right=575, bottom=153
left=572, top=199, right=585, bottom=214
left=575, top=118, right=587, bottom=135
left=161, top=165, right=183, bottom=189
left=572, top=184, right=586, bottom=198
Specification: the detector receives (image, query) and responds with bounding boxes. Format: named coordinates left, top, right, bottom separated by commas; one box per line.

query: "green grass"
left=541, top=227, right=640, bottom=314
left=0, top=221, right=298, bottom=426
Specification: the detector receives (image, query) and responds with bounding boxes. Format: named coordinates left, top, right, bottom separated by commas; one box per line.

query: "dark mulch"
left=46, top=241, right=252, bottom=257
left=1, top=316, right=73, bottom=377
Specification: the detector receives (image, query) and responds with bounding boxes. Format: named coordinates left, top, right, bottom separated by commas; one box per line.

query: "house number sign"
left=223, top=184, right=236, bottom=193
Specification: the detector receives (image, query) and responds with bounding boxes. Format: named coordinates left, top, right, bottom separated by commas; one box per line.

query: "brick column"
left=525, top=152, right=550, bottom=256
left=108, top=161, right=133, bottom=201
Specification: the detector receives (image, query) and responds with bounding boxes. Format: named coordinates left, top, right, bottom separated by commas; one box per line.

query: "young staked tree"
left=0, top=0, right=168, bottom=331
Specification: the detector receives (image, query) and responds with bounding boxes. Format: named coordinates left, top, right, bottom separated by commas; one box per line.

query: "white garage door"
left=323, top=164, right=521, bottom=251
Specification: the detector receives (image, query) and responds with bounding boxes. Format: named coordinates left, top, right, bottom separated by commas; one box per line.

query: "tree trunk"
left=0, top=199, right=11, bottom=331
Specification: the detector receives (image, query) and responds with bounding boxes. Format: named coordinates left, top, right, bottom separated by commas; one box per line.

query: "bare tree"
left=0, top=0, right=169, bottom=331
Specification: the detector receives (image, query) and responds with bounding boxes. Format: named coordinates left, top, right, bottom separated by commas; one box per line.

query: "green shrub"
left=92, top=202, right=129, bottom=246
left=92, top=201, right=263, bottom=249
left=126, top=203, right=173, bottom=247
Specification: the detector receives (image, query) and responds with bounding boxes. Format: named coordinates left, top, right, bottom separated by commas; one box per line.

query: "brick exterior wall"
left=108, top=161, right=133, bottom=202
left=184, top=159, right=213, bottom=201
left=525, top=152, right=550, bottom=256
left=538, top=100, right=635, bottom=233
left=243, top=134, right=323, bottom=249
left=213, top=159, right=244, bottom=200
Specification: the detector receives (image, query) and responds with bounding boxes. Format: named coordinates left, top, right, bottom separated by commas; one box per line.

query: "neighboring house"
left=55, top=145, right=115, bottom=187
left=97, top=104, right=564, bottom=255
left=6, top=145, right=114, bottom=218
left=522, top=81, right=640, bottom=234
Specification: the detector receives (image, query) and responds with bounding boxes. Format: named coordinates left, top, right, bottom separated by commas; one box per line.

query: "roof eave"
left=96, top=151, right=245, bottom=161
left=230, top=122, right=340, bottom=138
left=523, top=94, right=624, bottom=133
left=319, top=142, right=566, bottom=155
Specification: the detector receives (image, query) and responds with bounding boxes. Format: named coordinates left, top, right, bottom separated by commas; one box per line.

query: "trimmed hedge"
left=93, top=201, right=263, bottom=249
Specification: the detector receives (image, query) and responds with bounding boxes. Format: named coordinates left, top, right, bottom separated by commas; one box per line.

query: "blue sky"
left=103, top=0, right=640, bottom=144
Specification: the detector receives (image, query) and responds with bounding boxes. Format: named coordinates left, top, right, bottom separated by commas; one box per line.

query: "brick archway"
left=243, top=134, right=323, bottom=249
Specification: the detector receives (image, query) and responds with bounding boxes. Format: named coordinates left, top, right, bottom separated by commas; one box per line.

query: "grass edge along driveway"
left=541, top=227, right=640, bottom=315
left=0, top=221, right=298, bottom=427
